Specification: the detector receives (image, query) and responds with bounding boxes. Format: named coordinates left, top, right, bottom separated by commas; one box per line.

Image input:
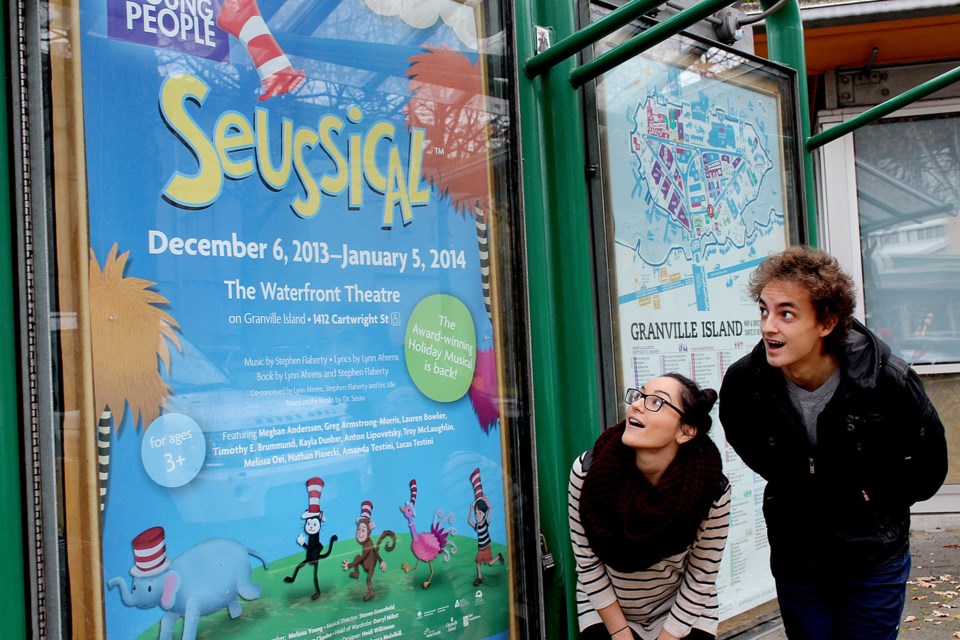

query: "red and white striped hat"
left=301, top=476, right=325, bottom=519
left=408, top=479, right=418, bottom=505
left=217, top=0, right=306, bottom=102
left=358, top=500, right=373, bottom=522
left=129, top=526, right=171, bottom=577
left=470, top=468, right=485, bottom=501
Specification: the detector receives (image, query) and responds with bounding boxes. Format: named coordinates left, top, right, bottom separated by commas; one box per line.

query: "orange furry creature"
left=406, top=47, right=500, bottom=432
left=406, top=46, right=493, bottom=217
left=89, top=244, right=181, bottom=512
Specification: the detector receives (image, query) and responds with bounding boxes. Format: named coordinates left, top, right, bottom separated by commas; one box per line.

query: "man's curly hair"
left=748, top=246, right=856, bottom=356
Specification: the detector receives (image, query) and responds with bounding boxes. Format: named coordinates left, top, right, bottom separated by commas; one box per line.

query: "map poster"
left=596, top=36, right=801, bottom=619
left=79, top=0, right=519, bottom=638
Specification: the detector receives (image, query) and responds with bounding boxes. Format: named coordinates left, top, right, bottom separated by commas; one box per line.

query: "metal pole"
left=516, top=0, right=601, bottom=635
left=807, top=65, right=960, bottom=150
left=570, top=0, right=737, bottom=88
left=524, top=0, right=667, bottom=78
left=0, top=5, right=28, bottom=637
left=761, top=0, right=817, bottom=244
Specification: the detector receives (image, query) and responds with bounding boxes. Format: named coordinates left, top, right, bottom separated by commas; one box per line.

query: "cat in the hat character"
left=284, top=477, right=338, bottom=600
left=216, top=0, right=305, bottom=101
left=467, top=468, right=504, bottom=586
left=342, top=500, right=397, bottom=601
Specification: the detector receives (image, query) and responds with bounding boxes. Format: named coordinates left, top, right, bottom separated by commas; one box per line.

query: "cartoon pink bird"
left=400, top=479, right=456, bottom=589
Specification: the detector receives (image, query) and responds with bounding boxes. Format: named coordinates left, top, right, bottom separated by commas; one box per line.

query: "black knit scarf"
left=579, top=422, right=723, bottom=572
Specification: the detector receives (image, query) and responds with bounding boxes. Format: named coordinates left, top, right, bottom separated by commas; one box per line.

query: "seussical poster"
left=81, top=0, right=515, bottom=638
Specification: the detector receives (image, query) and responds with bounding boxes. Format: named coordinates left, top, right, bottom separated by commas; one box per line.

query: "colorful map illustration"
left=619, top=90, right=781, bottom=311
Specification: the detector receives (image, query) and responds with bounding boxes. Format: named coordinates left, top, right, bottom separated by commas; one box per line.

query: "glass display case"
left=24, top=1, right=542, bottom=637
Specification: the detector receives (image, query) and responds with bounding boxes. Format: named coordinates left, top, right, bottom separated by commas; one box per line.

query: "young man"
left=719, top=246, right=947, bottom=640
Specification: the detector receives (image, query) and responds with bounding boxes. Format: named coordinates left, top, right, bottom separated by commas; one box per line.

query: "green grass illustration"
left=135, top=534, right=509, bottom=640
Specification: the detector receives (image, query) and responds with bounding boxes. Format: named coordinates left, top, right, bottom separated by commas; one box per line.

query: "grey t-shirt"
left=785, top=369, right=841, bottom=447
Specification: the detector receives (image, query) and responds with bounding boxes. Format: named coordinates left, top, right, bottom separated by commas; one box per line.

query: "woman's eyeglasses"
left=624, top=388, right=686, bottom=419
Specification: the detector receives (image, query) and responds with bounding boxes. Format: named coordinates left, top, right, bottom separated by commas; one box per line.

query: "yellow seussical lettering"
left=291, top=127, right=320, bottom=218
left=161, top=75, right=222, bottom=207
left=159, top=74, right=429, bottom=223
left=382, top=145, right=411, bottom=227
left=348, top=132, right=363, bottom=210
left=255, top=109, right=293, bottom=190
left=407, top=128, right=431, bottom=207
left=318, top=115, right=348, bottom=196
left=214, top=111, right=255, bottom=179
left=362, top=121, right=394, bottom=192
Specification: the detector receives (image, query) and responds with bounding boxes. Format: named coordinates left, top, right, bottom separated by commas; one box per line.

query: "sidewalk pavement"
left=735, top=523, right=960, bottom=639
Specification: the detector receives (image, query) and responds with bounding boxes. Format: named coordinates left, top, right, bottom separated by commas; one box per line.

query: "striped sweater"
left=568, top=451, right=731, bottom=639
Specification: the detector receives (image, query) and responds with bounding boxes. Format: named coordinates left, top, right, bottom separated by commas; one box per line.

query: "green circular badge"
left=405, top=294, right=477, bottom=402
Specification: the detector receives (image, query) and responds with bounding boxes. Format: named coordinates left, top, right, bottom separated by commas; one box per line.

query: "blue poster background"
left=80, top=1, right=511, bottom=638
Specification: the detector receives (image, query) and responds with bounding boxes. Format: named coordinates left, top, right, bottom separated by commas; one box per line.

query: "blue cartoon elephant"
left=108, top=527, right=268, bottom=640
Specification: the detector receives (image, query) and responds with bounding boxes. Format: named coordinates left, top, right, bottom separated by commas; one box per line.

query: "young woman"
left=569, top=373, right=730, bottom=640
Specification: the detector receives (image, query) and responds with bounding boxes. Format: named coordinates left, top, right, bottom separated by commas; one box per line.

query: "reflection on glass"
left=855, top=114, right=960, bottom=366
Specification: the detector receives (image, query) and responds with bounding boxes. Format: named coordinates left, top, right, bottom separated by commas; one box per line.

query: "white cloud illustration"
left=363, top=0, right=479, bottom=50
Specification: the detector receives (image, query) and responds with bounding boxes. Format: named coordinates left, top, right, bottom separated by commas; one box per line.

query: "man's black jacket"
left=719, top=320, right=948, bottom=574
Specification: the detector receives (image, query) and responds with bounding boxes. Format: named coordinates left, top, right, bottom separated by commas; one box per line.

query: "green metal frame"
left=525, top=0, right=819, bottom=242
left=807, top=65, right=960, bottom=151
left=757, top=0, right=817, bottom=243
left=515, top=3, right=816, bottom=635
left=0, top=7, right=28, bottom=638
left=515, top=1, right=960, bottom=636
left=524, top=0, right=666, bottom=78
left=570, top=0, right=737, bottom=87
left=516, top=1, right=600, bottom=637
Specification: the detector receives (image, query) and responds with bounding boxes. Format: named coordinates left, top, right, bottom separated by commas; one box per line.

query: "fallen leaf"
left=944, top=544, right=960, bottom=549
left=904, top=616, right=917, bottom=622
left=933, top=610, right=949, bottom=617
left=913, top=595, right=929, bottom=600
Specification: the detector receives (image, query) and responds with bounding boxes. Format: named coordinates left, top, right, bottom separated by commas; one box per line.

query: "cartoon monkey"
left=342, top=500, right=396, bottom=601
left=284, top=477, right=338, bottom=600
